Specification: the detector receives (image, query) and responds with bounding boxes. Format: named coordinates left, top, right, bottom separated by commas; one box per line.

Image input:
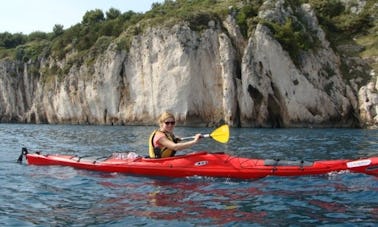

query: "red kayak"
left=18, top=147, right=378, bottom=179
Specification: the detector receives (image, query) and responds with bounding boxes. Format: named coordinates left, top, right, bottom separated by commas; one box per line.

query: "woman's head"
left=158, top=112, right=176, bottom=131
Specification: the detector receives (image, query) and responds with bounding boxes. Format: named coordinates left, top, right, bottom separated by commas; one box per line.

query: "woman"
left=148, top=112, right=202, bottom=158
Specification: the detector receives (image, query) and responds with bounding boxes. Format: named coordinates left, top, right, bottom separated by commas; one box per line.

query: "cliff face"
left=238, top=1, right=364, bottom=127
left=0, top=0, right=376, bottom=127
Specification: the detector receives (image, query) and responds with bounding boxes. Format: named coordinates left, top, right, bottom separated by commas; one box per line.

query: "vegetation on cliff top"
left=0, top=0, right=376, bottom=78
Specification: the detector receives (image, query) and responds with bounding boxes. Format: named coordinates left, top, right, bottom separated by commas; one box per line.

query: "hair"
left=158, top=111, right=175, bottom=125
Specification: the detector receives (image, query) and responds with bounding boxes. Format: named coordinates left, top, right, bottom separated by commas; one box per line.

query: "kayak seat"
left=264, top=159, right=313, bottom=167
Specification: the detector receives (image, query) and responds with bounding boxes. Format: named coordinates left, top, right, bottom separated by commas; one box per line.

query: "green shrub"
left=235, top=5, right=259, bottom=38
left=14, top=41, right=50, bottom=62
left=115, top=35, right=132, bottom=52
left=185, top=12, right=216, bottom=31
left=0, top=32, right=27, bottom=48
left=263, top=17, right=315, bottom=64
left=311, top=0, right=374, bottom=34
left=28, top=31, right=48, bottom=42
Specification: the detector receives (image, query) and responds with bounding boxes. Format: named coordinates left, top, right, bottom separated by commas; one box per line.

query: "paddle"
left=181, top=124, right=229, bottom=143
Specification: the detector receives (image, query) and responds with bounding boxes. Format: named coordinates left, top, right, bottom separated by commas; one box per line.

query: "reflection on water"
left=0, top=124, right=377, bottom=226
left=95, top=178, right=267, bottom=225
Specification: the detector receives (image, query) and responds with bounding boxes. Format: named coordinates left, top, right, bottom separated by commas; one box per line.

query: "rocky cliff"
left=0, top=0, right=377, bottom=127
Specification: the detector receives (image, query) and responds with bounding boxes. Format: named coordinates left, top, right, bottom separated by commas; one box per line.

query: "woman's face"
left=161, top=117, right=176, bottom=132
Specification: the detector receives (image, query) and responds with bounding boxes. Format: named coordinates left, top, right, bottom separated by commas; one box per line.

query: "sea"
left=1, top=123, right=377, bottom=226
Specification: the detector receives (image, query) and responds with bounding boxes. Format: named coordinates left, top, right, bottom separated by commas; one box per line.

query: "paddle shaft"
left=181, top=134, right=209, bottom=140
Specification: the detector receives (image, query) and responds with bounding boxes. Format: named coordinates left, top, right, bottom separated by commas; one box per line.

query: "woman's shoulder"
left=154, top=130, right=167, bottom=139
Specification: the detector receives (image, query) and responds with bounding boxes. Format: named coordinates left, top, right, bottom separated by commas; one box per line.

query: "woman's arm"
left=159, top=133, right=201, bottom=151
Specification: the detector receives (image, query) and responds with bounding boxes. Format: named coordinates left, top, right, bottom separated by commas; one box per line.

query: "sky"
left=0, top=0, right=164, bottom=34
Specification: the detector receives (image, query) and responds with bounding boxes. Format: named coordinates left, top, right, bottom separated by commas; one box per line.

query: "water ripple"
left=1, top=124, right=377, bottom=226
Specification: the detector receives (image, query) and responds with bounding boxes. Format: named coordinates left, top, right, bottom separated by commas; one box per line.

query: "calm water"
left=1, top=124, right=377, bottom=226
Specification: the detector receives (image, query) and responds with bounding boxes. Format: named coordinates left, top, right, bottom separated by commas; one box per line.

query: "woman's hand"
left=193, top=134, right=202, bottom=143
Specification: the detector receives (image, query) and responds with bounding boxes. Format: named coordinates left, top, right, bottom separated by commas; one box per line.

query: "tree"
left=121, top=10, right=138, bottom=21
left=151, top=2, right=162, bottom=9
left=28, top=31, right=48, bottom=42
left=82, top=9, right=105, bottom=25
left=0, top=32, right=27, bottom=48
left=53, top=24, right=64, bottom=37
left=106, top=7, right=121, bottom=20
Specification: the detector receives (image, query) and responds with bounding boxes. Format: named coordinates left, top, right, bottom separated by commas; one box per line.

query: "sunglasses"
left=164, top=121, right=176, bottom=125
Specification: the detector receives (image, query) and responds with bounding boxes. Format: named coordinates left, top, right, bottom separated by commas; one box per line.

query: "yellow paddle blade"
left=209, top=124, right=229, bottom=143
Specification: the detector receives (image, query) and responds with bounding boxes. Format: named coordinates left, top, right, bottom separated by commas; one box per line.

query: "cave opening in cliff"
left=267, top=94, right=283, bottom=128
